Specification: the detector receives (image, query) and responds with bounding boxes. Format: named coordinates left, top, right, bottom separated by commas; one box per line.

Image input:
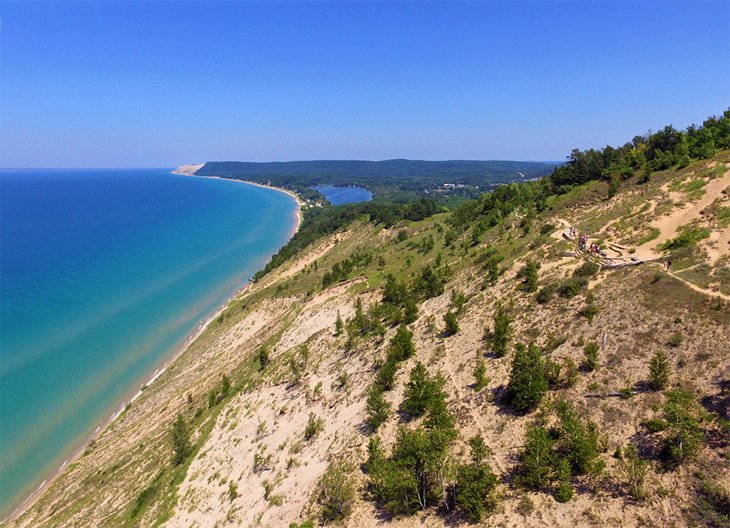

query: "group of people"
left=575, top=230, right=604, bottom=256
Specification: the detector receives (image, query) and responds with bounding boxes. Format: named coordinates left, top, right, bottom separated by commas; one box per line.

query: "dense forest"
left=196, top=159, right=557, bottom=201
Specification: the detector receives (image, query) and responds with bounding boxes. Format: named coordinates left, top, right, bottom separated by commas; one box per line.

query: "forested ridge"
left=257, top=110, right=730, bottom=281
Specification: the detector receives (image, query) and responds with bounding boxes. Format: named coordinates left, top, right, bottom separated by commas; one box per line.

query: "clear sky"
left=1, top=1, right=728, bottom=168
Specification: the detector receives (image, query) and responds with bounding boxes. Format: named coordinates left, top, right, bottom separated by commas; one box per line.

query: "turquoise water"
left=0, top=169, right=297, bottom=516
left=313, top=185, right=372, bottom=205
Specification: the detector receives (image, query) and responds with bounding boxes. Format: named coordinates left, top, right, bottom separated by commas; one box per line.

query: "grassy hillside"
left=10, top=113, right=730, bottom=527
left=12, top=148, right=729, bottom=528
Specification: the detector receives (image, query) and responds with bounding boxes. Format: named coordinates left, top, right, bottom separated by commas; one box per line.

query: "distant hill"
left=194, top=159, right=558, bottom=201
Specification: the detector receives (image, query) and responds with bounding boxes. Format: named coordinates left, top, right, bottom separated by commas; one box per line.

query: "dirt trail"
left=667, top=268, right=730, bottom=301
left=633, top=168, right=730, bottom=261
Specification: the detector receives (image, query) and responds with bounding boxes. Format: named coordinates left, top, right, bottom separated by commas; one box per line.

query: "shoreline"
left=172, top=169, right=303, bottom=238
left=3, top=173, right=302, bottom=524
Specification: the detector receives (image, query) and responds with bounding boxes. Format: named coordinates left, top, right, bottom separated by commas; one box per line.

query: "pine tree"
left=335, top=311, right=344, bottom=335
left=649, top=350, right=670, bottom=390
left=454, top=436, right=498, bottom=522
left=402, top=362, right=444, bottom=417
left=474, top=358, right=487, bottom=391
left=492, top=303, right=512, bottom=357
left=443, top=310, right=459, bottom=336
left=366, top=386, right=391, bottom=429
left=171, top=413, right=192, bottom=466
left=582, top=341, right=599, bottom=371
left=257, top=346, right=269, bottom=371
left=505, top=343, right=548, bottom=413
left=388, top=324, right=415, bottom=362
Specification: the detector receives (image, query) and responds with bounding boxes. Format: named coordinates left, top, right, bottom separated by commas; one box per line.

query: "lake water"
left=0, top=169, right=297, bottom=516
left=313, top=185, right=373, bottom=205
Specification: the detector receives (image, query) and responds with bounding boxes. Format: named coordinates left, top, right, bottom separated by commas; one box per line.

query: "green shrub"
left=561, top=357, right=579, bottom=388
left=304, top=413, right=324, bottom=440
left=505, top=343, right=548, bottom=413
left=366, top=386, right=391, bottom=430
left=443, top=310, right=459, bottom=336
left=661, top=388, right=705, bottom=466
left=228, top=481, right=238, bottom=502
left=574, top=261, right=600, bottom=278
left=491, top=303, right=512, bottom=357
left=543, top=357, right=562, bottom=389
left=540, top=223, right=556, bottom=236
left=695, top=479, right=730, bottom=528
left=582, top=299, right=599, bottom=322
left=668, top=331, right=683, bottom=347
left=559, top=276, right=587, bottom=298
left=518, top=260, right=541, bottom=293
left=649, top=350, right=670, bottom=390
left=536, top=283, right=557, bottom=304
left=582, top=341, right=600, bottom=371
left=644, top=418, right=668, bottom=433
left=554, top=481, right=574, bottom=503
left=402, top=363, right=445, bottom=417
left=661, top=226, right=711, bottom=251
left=454, top=436, right=499, bottom=522
left=474, top=358, right=488, bottom=391
left=317, top=461, right=356, bottom=523
left=171, top=413, right=192, bottom=466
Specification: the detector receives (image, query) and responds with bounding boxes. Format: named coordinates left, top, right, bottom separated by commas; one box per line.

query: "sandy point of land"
left=171, top=163, right=205, bottom=175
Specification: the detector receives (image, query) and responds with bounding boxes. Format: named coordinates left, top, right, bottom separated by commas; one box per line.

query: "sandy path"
left=633, top=168, right=730, bottom=260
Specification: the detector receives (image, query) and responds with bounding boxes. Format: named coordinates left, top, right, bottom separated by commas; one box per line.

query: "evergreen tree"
left=443, top=310, right=459, bottom=336
left=491, top=303, right=512, bottom=357
left=473, top=358, right=487, bottom=391
left=220, top=374, right=231, bottom=398
left=518, top=260, right=540, bottom=292
left=454, top=436, right=499, bottom=522
left=257, top=346, right=269, bottom=371
left=402, top=362, right=444, bottom=417
left=171, top=413, right=192, bottom=466
left=582, top=341, right=600, bottom=371
left=317, top=461, right=356, bottom=523
left=335, top=312, right=344, bottom=335
left=366, top=386, right=391, bottom=429
left=649, top=350, right=670, bottom=390
left=505, top=343, right=548, bottom=413
left=388, top=324, right=416, bottom=362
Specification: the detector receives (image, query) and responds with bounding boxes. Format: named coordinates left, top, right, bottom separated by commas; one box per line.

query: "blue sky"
left=1, top=1, right=728, bottom=167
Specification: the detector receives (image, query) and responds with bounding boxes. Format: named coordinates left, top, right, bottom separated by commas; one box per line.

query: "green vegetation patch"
left=661, top=225, right=711, bottom=251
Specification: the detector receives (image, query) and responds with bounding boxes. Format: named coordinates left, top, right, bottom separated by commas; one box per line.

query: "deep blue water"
left=313, top=185, right=372, bottom=205
left=0, top=169, right=297, bottom=516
